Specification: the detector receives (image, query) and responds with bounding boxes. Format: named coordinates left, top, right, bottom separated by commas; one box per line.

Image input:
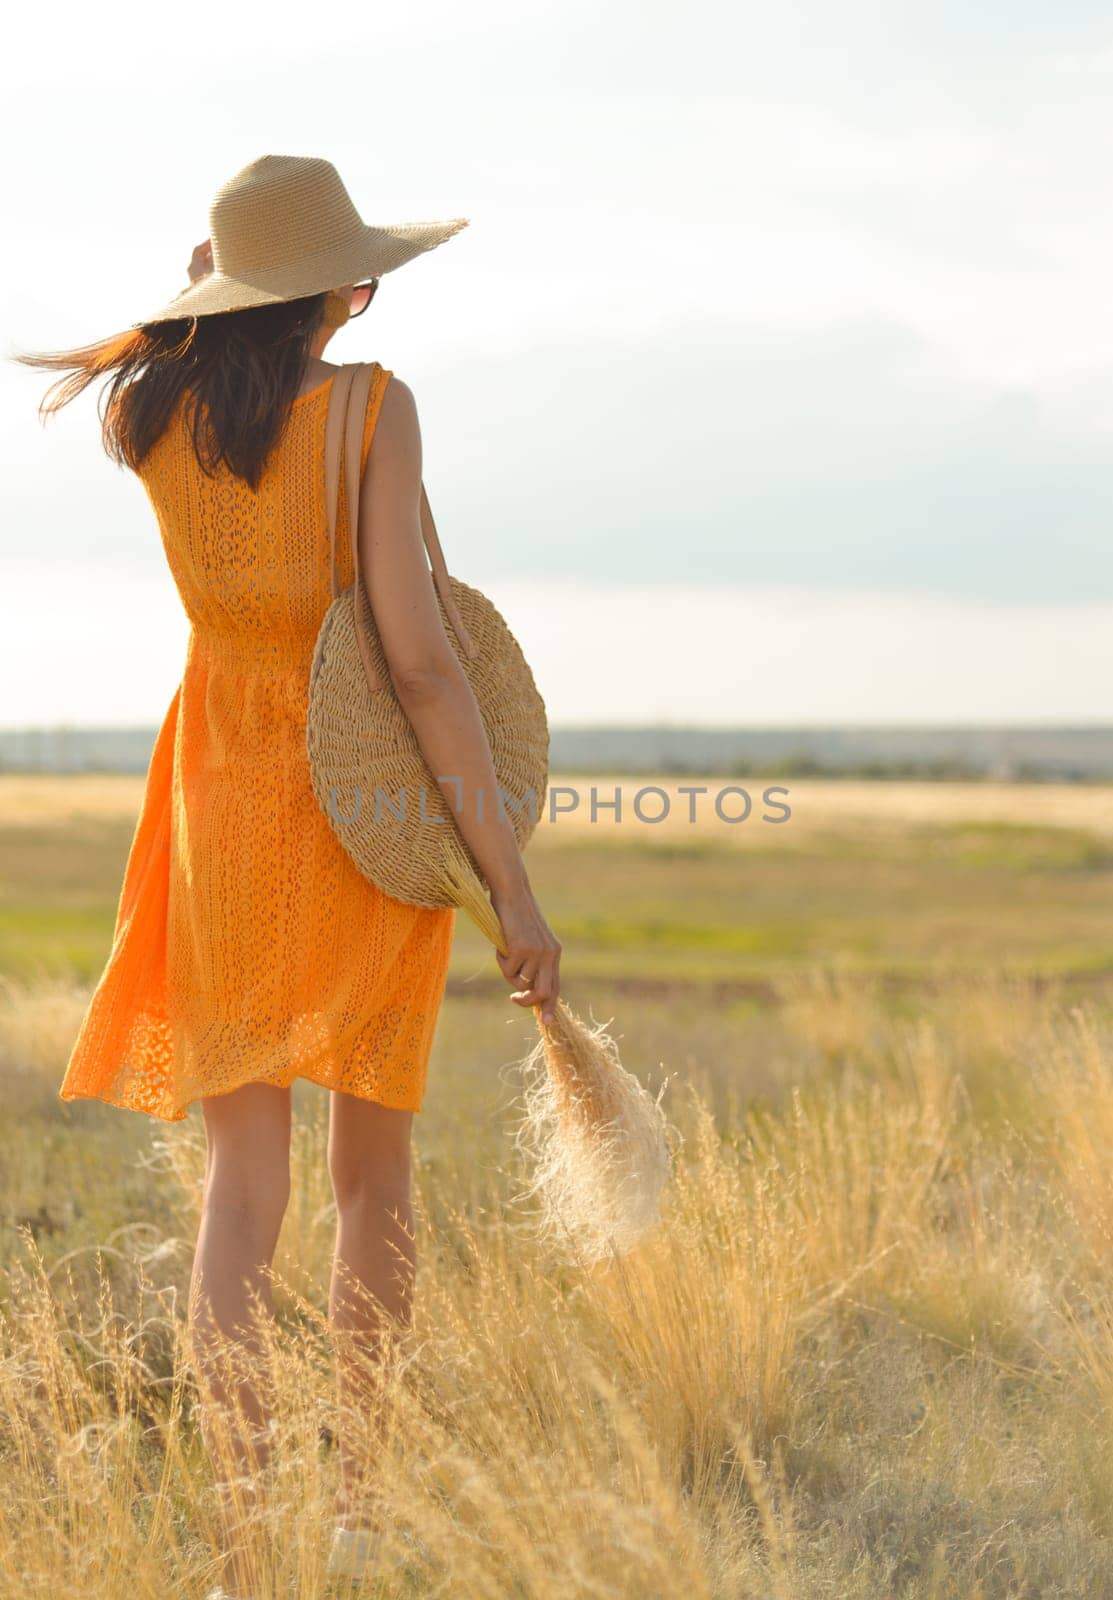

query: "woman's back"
left=58, top=360, right=459, bottom=1121
left=141, top=369, right=378, bottom=672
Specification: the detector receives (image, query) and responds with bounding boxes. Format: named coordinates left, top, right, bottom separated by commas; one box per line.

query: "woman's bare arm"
left=357, top=375, right=561, bottom=1021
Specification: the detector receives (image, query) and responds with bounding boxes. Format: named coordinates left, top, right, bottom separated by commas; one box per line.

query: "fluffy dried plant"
left=446, top=856, right=674, bottom=1261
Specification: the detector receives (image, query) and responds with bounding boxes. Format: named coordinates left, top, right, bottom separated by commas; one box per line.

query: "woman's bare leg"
left=327, top=1093, right=415, bottom=1525
left=189, top=1082, right=292, bottom=1593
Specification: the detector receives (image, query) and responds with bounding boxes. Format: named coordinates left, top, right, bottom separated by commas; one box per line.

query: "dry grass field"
left=1, top=772, right=1112, bottom=1597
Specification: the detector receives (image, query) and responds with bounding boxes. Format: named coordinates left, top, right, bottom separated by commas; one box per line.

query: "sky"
left=2, top=0, right=1112, bottom=726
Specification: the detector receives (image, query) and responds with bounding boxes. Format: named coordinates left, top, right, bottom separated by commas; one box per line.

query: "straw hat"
left=139, top=154, right=468, bottom=325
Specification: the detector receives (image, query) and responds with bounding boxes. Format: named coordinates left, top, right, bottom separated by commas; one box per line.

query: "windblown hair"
left=18, top=293, right=329, bottom=489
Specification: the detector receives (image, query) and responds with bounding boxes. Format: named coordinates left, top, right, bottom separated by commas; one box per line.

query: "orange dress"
left=59, top=364, right=455, bottom=1121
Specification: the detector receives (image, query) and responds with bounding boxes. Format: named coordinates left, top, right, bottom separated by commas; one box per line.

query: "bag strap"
left=324, top=364, right=357, bottom=601
left=418, top=480, right=477, bottom=663
left=323, top=361, right=477, bottom=694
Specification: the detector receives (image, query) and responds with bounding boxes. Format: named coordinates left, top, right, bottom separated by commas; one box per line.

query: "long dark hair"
left=17, top=293, right=329, bottom=489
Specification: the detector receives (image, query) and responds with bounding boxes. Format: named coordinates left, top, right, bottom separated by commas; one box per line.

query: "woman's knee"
left=202, top=1174, right=291, bottom=1234
left=328, top=1096, right=412, bottom=1211
left=201, top=1083, right=292, bottom=1226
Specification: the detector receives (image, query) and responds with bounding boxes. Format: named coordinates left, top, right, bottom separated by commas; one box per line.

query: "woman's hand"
left=491, top=880, right=562, bottom=1025
left=188, top=238, right=214, bottom=283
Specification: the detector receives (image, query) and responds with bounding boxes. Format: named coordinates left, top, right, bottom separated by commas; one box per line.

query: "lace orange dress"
left=59, top=363, right=455, bottom=1121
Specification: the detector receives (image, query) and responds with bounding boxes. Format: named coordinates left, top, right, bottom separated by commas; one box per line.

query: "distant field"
left=4, top=770, right=1111, bottom=832
left=3, top=773, right=1109, bottom=995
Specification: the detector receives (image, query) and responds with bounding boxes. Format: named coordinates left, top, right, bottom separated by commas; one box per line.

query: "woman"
left=22, top=155, right=561, bottom=1599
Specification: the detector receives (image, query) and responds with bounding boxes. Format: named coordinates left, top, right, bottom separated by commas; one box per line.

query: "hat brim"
left=136, top=217, right=469, bottom=327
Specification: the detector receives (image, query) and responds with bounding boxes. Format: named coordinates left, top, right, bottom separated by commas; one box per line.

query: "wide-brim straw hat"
left=137, top=154, right=468, bottom=326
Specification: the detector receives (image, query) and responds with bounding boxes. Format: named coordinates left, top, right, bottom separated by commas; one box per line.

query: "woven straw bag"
left=306, top=361, right=549, bottom=908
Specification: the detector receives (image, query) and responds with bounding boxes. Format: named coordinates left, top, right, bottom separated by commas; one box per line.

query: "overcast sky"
left=2, top=0, right=1112, bottom=725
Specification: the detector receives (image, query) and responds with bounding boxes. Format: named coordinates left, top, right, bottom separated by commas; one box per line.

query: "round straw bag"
left=306, top=362, right=549, bottom=908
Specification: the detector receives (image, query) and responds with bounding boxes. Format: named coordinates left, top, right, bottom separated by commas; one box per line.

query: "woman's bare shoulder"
left=378, top=370, right=415, bottom=411
left=373, top=372, right=420, bottom=454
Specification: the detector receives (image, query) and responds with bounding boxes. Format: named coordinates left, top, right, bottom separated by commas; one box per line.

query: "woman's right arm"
left=357, top=375, right=562, bottom=1023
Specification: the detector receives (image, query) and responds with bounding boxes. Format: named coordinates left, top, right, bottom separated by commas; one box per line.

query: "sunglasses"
left=348, top=279, right=379, bottom=319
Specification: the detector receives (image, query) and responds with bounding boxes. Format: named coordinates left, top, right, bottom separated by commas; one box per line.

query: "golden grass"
left=2, top=972, right=1113, bottom=1595
left=0, top=773, right=148, bottom=826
